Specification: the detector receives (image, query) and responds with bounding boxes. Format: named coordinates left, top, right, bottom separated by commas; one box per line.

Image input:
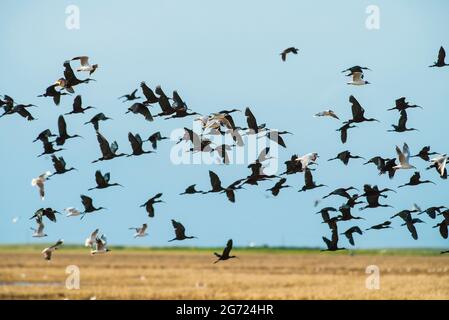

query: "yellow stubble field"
left=1, top=247, right=448, bottom=300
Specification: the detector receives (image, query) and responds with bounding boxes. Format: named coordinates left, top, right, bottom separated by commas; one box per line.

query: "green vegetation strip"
left=0, top=245, right=444, bottom=256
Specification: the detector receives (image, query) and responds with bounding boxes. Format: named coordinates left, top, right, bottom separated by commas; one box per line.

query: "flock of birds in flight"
left=2, top=45, right=449, bottom=261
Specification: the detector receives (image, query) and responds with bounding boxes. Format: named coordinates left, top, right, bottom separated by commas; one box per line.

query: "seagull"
left=65, top=207, right=81, bottom=217
left=296, top=152, right=319, bottom=169
left=280, top=47, right=298, bottom=61
left=85, top=229, right=99, bottom=248
left=347, top=72, right=370, bottom=85
left=214, top=239, right=237, bottom=263
left=42, top=239, right=63, bottom=260
left=31, top=171, right=51, bottom=200
left=169, top=220, right=197, bottom=241
left=130, top=224, right=148, bottom=238
left=314, top=110, right=339, bottom=120
left=429, top=154, right=448, bottom=178
left=429, top=46, right=448, bottom=68
left=71, top=56, right=98, bottom=75
left=31, top=217, right=47, bottom=237
left=393, top=143, right=416, bottom=170
left=91, top=235, right=110, bottom=254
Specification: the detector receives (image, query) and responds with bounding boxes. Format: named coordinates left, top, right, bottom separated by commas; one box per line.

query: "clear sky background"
left=1, top=0, right=449, bottom=248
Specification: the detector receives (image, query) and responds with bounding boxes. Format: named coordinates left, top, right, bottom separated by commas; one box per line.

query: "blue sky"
left=1, top=0, right=449, bottom=248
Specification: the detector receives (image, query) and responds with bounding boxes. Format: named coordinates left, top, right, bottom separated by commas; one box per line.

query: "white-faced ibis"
left=169, top=220, right=197, bottom=241
left=84, top=113, right=112, bottom=131
left=298, top=168, right=327, bottom=192
left=56, top=115, right=82, bottom=145
left=50, top=155, right=76, bottom=176
left=80, top=195, right=106, bottom=219
left=140, top=193, right=163, bottom=218
left=65, top=95, right=95, bottom=115
left=214, top=239, right=237, bottom=263
left=328, top=150, right=365, bottom=165
left=429, top=46, right=448, bottom=67
left=388, top=110, right=419, bottom=133
left=88, top=170, right=123, bottom=191
left=341, top=226, right=363, bottom=246
left=126, top=103, right=153, bottom=122
left=92, top=132, right=126, bottom=163
left=398, top=171, right=435, bottom=188
left=280, top=47, right=298, bottom=61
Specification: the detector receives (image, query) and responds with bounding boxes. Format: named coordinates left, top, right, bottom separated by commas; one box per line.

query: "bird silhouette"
left=140, top=193, right=164, bottom=218
left=280, top=47, right=299, bottom=61
left=328, top=151, right=365, bottom=165
left=398, top=171, right=435, bottom=188
left=88, top=170, right=123, bottom=191
left=119, top=89, right=140, bottom=102
left=80, top=195, right=106, bottom=219
left=169, top=220, right=197, bottom=242
left=214, top=239, right=237, bottom=263
left=298, top=168, right=327, bottom=192
left=65, top=95, right=95, bottom=115
left=429, top=46, right=448, bottom=67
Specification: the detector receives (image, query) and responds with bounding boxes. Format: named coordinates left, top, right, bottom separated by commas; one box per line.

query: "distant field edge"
left=0, top=245, right=446, bottom=256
